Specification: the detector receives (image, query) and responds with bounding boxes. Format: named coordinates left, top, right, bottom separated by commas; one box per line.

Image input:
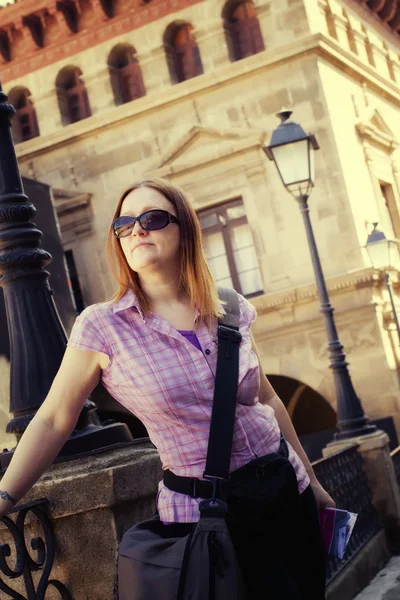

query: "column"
left=34, top=88, right=61, bottom=135
left=195, top=20, right=230, bottom=73
left=368, top=32, right=391, bottom=79
left=137, top=45, right=172, bottom=94
left=347, top=15, right=371, bottom=64
left=83, top=67, right=115, bottom=115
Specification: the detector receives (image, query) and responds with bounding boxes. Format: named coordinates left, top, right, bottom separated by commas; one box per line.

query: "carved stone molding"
left=353, top=0, right=400, bottom=32
left=52, top=188, right=93, bottom=244
left=89, top=0, right=114, bottom=21
left=0, top=0, right=203, bottom=82
left=22, top=11, right=47, bottom=49
left=252, top=268, right=382, bottom=315
left=356, top=106, right=399, bottom=152
left=309, top=319, right=379, bottom=361
left=149, top=125, right=267, bottom=177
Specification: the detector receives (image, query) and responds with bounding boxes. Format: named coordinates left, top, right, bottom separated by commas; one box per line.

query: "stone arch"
left=55, top=65, right=91, bottom=126
left=267, top=375, right=337, bottom=436
left=222, top=0, right=265, bottom=62
left=163, top=21, right=203, bottom=84
left=107, top=43, right=146, bottom=105
left=8, top=86, right=39, bottom=143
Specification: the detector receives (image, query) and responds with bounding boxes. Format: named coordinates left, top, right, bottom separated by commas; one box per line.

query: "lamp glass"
left=271, top=139, right=310, bottom=189
left=366, top=239, right=389, bottom=270
left=388, top=239, right=400, bottom=269
left=366, top=238, right=400, bottom=270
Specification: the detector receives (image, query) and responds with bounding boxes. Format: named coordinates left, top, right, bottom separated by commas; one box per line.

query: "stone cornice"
left=0, top=0, right=202, bottom=81
left=351, top=0, right=400, bottom=34
left=53, top=190, right=91, bottom=218
left=251, top=267, right=385, bottom=315
left=0, top=0, right=398, bottom=83
left=315, top=33, right=400, bottom=102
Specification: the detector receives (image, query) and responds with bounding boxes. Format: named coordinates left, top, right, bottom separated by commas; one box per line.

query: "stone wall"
left=0, top=442, right=162, bottom=600
left=0, top=0, right=399, bottom=436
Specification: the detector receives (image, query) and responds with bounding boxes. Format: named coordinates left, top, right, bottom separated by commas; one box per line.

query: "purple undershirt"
left=177, top=330, right=202, bottom=353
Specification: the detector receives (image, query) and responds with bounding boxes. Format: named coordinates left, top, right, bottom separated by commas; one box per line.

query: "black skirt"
left=165, top=484, right=326, bottom=600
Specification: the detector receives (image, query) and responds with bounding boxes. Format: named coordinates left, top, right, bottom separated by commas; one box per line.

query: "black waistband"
left=163, top=434, right=289, bottom=499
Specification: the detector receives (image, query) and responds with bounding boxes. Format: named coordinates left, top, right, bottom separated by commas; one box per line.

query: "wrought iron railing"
left=391, top=446, right=400, bottom=489
left=0, top=498, right=72, bottom=599
left=313, top=444, right=382, bottom=583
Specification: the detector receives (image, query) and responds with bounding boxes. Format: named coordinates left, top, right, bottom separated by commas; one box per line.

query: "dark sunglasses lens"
left=140, top=211, right=169, bottom=230
left=114, top=216, right=134, bottom=238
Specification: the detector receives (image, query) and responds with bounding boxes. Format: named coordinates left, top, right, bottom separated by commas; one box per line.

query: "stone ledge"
left=353, top=555, right=400, bottom=599
left=0, top=442, right=162, bottom=599
left=326, top=530, right=390, bottom=600
left=0, top=440, right=162, bottom=524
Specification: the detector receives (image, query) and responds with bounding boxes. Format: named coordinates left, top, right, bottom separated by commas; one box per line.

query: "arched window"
left=108, top=44, right=146, bottom=105
left=8, top=88, right=39, bottom=143
left=224, top=1, right=265, bottom=62
left=165, top=23, right=203, bottom=83
left=56, top=66, right=91, bottom=126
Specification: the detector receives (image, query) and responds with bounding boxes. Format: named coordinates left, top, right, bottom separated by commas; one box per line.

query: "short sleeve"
left=68, top=308, right=108, bottom=355
left=238, top=293, right=257, bottom=330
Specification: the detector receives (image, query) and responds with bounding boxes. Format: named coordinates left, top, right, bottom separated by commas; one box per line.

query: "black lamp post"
left=365, top=223, right=400, bottom=344
left=263, top=109, right=376, bottom=440
left=0, top=83, right=132, bottom=469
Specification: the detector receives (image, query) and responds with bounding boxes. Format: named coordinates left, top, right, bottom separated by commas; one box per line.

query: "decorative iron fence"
left=0, top=498, right=72, bottom=599
left=313, top=444, right=382, bottom=583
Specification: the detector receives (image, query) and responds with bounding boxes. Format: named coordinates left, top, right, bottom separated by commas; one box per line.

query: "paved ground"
left=354, top=556, right=400, bottom=600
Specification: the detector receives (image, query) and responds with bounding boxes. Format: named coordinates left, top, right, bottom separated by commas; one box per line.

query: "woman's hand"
left=310, top=479, right=336, bottom=510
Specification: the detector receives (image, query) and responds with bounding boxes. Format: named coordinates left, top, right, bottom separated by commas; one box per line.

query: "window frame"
left=199, top=198, right=264, bottom=299
left=57, top=69, right=91, bottom=126
left=226, top=0, right=265, bottom=62
left=168, top=24, right=203, bottom=83
left=120, top=61, right=146, bottom=103
left=13, top=90, right=39, bottom=142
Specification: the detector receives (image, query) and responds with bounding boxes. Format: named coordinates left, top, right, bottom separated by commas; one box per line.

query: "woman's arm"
left=251, top=333, right=335, bottom=509
left=0, top=347, right=107, bottom=516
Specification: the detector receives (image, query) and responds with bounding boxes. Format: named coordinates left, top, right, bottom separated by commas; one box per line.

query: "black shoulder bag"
left=117, top=288, right=248, bottom=600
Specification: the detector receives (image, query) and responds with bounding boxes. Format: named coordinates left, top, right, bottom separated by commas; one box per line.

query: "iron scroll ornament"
left=0, top=499, right=72, bottom=599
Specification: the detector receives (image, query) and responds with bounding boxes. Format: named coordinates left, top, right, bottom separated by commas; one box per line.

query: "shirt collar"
left=112, top=288, right=202, bottom=328
left=112, top=289, right=142, bottom=315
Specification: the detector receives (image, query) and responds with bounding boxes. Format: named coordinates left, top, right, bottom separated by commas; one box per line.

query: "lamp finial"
left=276, top=108, right=293, bottom=123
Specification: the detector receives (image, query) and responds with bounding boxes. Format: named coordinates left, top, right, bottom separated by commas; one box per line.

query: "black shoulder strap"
left=203, top=287, right=242, bottom=481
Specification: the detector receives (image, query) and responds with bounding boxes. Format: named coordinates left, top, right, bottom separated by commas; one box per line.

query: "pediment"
left=150, top=126, right=267, bottom=175
left=356, top=108, right=399, bottom=151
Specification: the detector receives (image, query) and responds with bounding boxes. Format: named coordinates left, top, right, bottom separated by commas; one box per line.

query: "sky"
left=0, top=0, right=15, bottom=6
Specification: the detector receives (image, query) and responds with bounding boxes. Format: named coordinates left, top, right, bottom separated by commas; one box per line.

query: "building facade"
left=0, top=0, right=400, bottom=448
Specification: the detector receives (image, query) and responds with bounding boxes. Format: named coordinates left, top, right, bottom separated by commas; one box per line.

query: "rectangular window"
left=378, top=182, right=399, bottom=239
left=20, top=113, right=32, bottom=141
left=198, top=199, right=263, bottom=298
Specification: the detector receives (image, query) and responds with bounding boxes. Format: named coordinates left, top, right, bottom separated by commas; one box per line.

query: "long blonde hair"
left=107, top=177, right=223, bottom=325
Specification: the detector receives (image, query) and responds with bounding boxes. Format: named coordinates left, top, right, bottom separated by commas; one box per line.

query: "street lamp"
left=0, top=82, right=133, bottom=469
left=365, top=223, right=400, bottom=343
left=263, top=108, right=376, bottom=440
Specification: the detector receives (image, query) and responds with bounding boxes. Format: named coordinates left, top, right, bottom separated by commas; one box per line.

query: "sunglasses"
left=113, top=209, right=179, bottom=238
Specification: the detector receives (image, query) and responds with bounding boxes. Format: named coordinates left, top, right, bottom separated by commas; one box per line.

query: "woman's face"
left=118, top=186, right=181, bottom=275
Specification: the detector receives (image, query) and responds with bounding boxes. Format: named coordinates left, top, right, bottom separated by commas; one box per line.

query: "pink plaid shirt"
left=68, top=290, right=309, bottom=523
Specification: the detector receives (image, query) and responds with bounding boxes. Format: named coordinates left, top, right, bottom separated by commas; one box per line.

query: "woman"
left=0, top=178, right=333, bottom=598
